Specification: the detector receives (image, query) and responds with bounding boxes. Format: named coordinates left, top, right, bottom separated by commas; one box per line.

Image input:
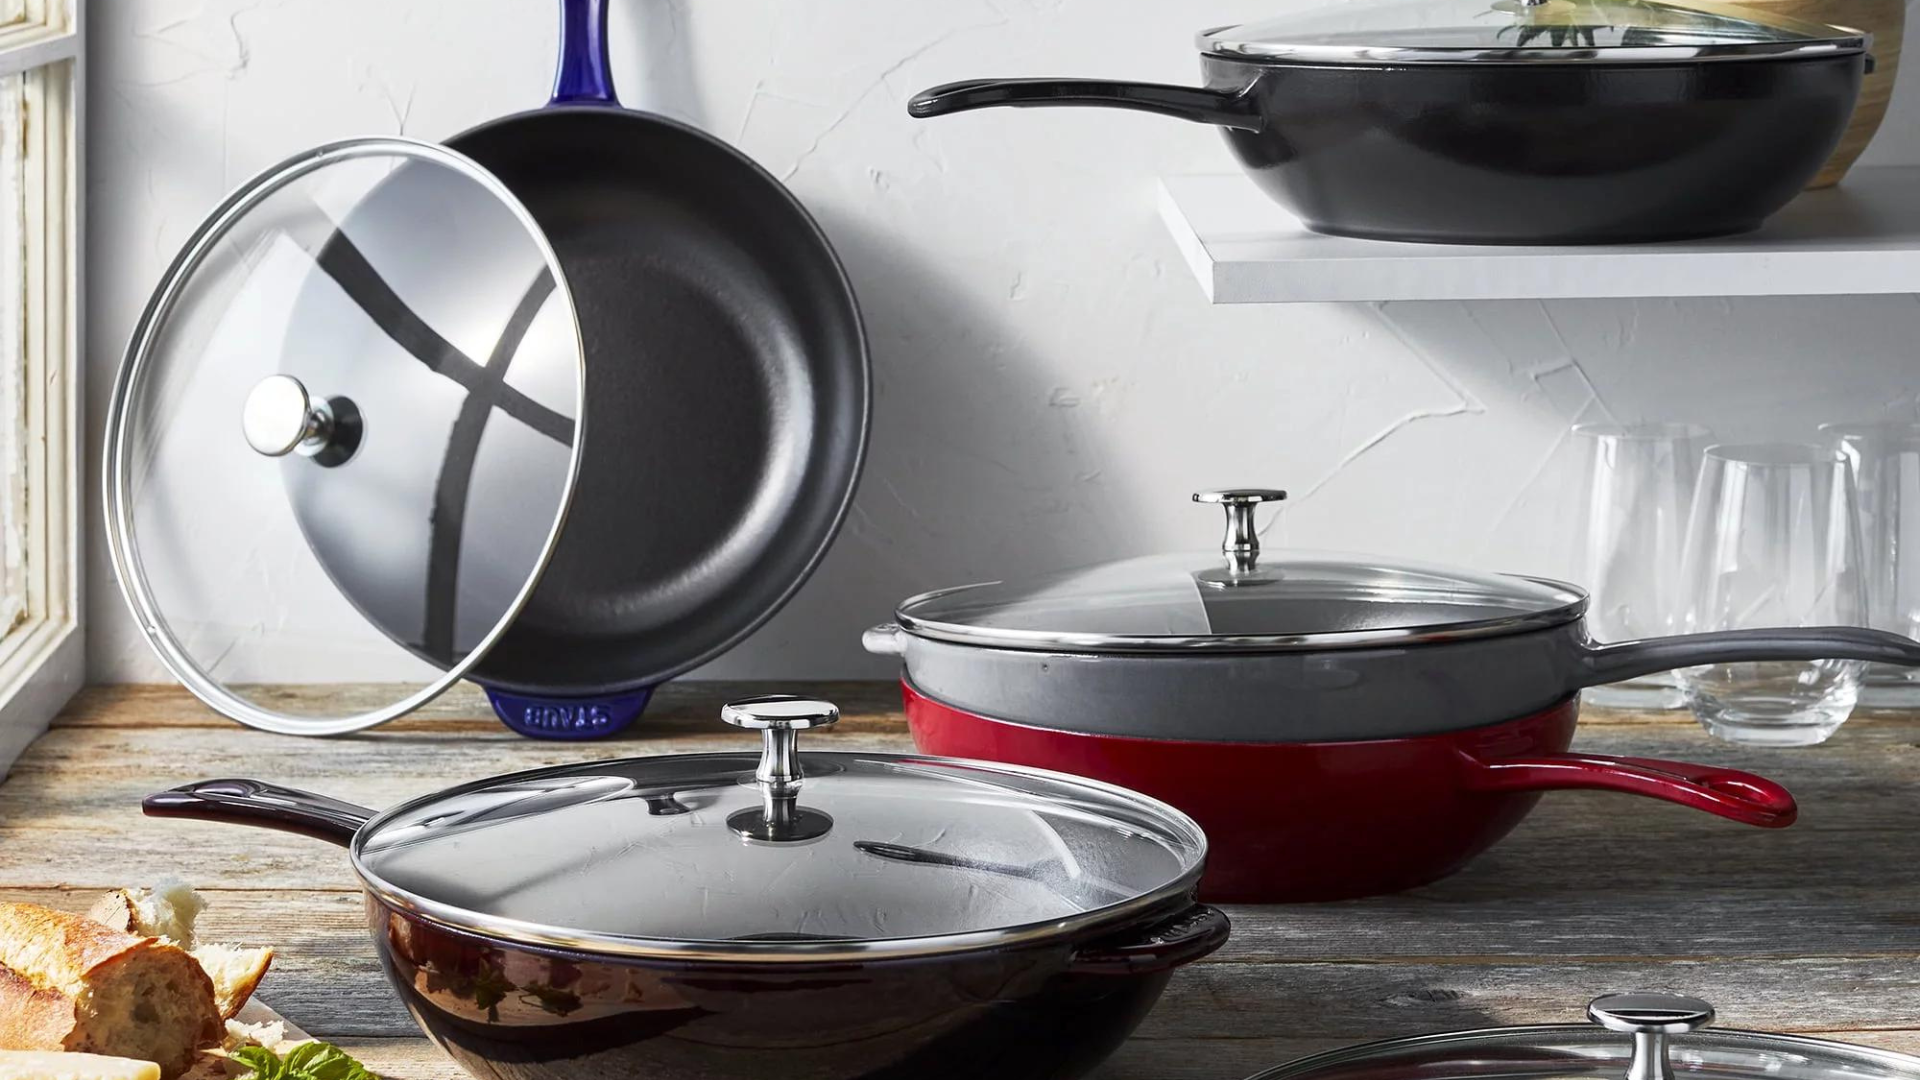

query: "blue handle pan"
left=437, top=0, right=869, bottom=737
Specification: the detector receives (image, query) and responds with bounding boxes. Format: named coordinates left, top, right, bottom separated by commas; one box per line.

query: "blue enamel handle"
left=552, top=0, right=617, bottom=105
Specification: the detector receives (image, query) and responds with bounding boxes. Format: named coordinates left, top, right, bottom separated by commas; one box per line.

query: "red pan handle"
left=1459, top=751, right=1796, bottom=828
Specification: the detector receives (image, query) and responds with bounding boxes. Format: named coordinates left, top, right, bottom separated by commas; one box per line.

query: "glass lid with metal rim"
left=351, top=696, right=1207, bottom=961
left=1245, top=993, right=1920, bottom=1080
left=103, top=138, right=586, bottom=735
left=891, top=489, right=1586, bottom=654
left=1199, top=0, right=1868, bottom=64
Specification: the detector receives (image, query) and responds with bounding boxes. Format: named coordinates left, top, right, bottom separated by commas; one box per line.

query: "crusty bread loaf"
left=0, top=903, right=221, bottom=1079
left=86, top=889, right=272, bottom=1021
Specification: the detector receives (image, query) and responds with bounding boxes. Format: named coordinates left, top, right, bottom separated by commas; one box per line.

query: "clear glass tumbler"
left=1572, top=422, right=1712, bottom=710
left=1677, top=443, right=1868, bottom=747
left=1821, top=422, right=1920, bottom=707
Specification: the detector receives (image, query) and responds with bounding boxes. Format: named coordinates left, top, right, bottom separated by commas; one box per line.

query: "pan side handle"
left=551, top=0, right=618, bottom=106
left=908, top=79, right=1264, bottom=132
left=143, top=779, right=373, bottom=848
left=1460, top=751, right=1796, bottom=829
left=1067, top=904, right=1231, bottom=976
left=1574, top=626, right=1920, bottom=688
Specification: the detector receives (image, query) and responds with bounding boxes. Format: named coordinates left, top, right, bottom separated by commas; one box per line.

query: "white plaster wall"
left=86, top=0, right=1920, bottom=683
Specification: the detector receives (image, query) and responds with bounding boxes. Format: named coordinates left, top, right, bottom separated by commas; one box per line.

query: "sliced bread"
left=0, top=903, right=221, bottom=1080
left=86, top=889, right=272, bottom=1022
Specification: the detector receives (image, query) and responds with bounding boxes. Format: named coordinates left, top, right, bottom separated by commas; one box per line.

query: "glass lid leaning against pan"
left=352, top=696, right=1207, bottom=961
left=103, top=138, right=586, bottom=735
left=1244, top=993, right=1920, bottom=1080
left=1199, top=0, right=1868, bottom=63
left=892, top=489, right=1586, bottom=653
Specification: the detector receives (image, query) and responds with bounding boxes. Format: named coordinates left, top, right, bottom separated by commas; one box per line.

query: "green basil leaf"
left=229, top=1046, right=286, bottom=1080
left=233, top=1040, right=378, bottom=1080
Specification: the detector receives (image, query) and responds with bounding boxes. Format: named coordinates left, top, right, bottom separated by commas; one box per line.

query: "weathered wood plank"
left=320, top=1028, right=1920, bottom=1080
left=41, top=682, right=1920, bottom=733
left=50, top=682, right=907, bottom=732
left=6, top=880, right=1917, bottom=972
left=13, top=707, right=1919, bottom=814
left=4, top=716, right=1914, bottom=892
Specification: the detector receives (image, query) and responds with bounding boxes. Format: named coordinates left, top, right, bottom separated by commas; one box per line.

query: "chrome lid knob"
left=721, top=695, right=840, bottom=733
left=723, top=695, right=837, bottom=842
left=1589, top=993, right=1714, bottom=1080
left=242, top=374, right=359, bottom=465
left=1194, top=488, right=1287, bottom=587
left=722, top=695, right=838, bottom=787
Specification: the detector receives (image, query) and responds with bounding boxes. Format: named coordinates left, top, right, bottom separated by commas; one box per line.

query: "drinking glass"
left=1821, top=422, right=1920, bottom=707
left=1677, top=443, right=1867, bottom=746
left=1571, top=422, right=1712, bottom=710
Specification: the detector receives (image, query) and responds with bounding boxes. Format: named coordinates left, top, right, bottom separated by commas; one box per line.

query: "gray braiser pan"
left=864, top=489, right=1920, bottom=743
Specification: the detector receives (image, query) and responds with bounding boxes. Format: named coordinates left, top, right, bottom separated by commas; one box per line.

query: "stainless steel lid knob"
left=242, top=374, right=360, bottom=466
left=1589, top=993, right=1715, bottom=1080
left=722, top=695, right=838, bottom=842
left=1194, top=488, right=1287, bottom=587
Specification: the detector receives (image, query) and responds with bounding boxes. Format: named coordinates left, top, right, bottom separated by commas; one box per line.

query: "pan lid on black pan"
left=1200, top=0, right=1867, bottom=63
left=103, top=137, right=587, bottom=735
left=888, top=488, right=1586, bottom=654
left=1241, top=994, right=1920, bottom=1080
left=349, top=695, right=1209, bottom=961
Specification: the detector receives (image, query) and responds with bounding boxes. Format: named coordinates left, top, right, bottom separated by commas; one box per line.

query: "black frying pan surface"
left=447, top=108, right=868, bottom=695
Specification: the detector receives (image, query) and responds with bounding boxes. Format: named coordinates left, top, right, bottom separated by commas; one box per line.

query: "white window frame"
left=0, top=0, right=82, bottom=773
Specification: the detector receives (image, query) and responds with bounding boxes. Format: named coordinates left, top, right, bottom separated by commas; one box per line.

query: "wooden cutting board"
left=180, top=1000, right=318, bottom=1080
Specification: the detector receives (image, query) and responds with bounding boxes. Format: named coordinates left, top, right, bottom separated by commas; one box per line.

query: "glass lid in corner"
left=892, top=489, right=1586, bottom=653
left=353, top=696, right=1207, bottom=960
left=103, top=138, right=586, bottom=735
left=1199, top=0, right=1868, bottom=63
left=1243, top=994, right=1920, bottom=1080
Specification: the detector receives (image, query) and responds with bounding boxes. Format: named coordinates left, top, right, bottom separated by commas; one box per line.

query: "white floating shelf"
left=1157, top=168, right=1920, bottom=304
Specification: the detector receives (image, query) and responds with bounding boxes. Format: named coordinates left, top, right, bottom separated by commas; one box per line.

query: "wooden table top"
left=5, top=682, right=1919, bottom=1079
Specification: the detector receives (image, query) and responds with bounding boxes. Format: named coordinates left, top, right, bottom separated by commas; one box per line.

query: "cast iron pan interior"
left=446, top=107, right=868, bottom=695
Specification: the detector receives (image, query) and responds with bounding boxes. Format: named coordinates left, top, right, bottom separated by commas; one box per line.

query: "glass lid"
left=894, top=489, right=1585, bottom=653
left=1200, top=0, right=1868, bottom=63
left=351, top=696, right=1207, bottom=961
left=1246, top=994, right=1920, bottom=1080
left=103, top=138, right=586, bottom=735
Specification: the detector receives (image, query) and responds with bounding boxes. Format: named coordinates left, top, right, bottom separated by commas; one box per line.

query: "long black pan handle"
left=143, top=779, right=374, bottom=848
left=908, top=79, right=1264, bottom=132
left=1578, top=626, right=1920, bottom=689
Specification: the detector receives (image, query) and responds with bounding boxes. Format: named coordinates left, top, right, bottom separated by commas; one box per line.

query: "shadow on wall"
left=1366, top=294, right=1920, bottom=575
left=1375, top=295, right=1920, bottom=441
left=689, top=203, right=1126, bottom=682
left=606, top=0, right=706, bottom=125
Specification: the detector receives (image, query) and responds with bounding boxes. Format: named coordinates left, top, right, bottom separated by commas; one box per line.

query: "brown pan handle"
left=143, top=779, right=373, bottom=847
left=1460, top=751, right=1796, bottom=828
left=1577, top=626, right=1920, bottom=688
left=908, top=79, right=1265, bottom=132
left=1067, top=904, right=1231, bottom=976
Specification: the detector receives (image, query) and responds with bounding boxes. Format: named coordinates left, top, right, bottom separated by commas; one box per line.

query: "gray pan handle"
left=862, top=623, right=906, bottom=657
left=1578, top=626, right=1920, bottom=689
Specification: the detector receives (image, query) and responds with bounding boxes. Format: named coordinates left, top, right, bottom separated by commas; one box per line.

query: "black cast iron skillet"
left=450, top=0, right=868, bottom=703
left=908, top=39, right=1866, bottom=244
